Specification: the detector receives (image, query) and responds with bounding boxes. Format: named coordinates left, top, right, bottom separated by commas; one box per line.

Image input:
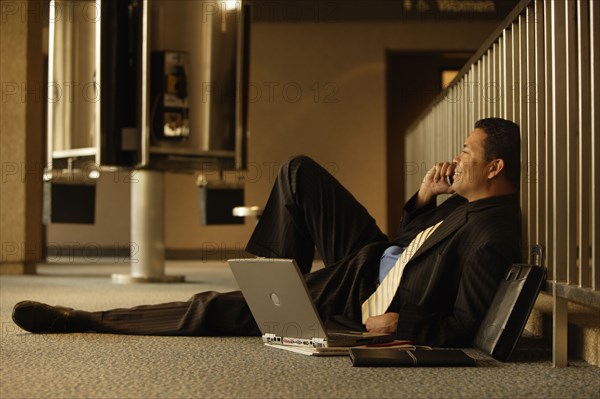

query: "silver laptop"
left=228, top=258, right=394, bottom=348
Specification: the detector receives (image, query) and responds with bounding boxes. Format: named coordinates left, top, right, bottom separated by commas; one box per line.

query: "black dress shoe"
left=12, top=301, right=79, bottom=333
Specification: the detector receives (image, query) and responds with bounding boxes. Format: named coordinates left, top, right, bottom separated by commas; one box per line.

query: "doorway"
left=386, top=51, right=471, bottom=235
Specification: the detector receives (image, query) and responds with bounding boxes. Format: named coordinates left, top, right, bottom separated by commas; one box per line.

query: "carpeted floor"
left=1, top=261, right=599, bottom=399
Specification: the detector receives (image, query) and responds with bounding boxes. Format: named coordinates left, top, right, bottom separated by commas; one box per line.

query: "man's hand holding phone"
left=416, top=162, right=456, bottom=208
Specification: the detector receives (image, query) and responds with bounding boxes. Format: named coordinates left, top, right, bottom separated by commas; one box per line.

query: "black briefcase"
left=474, top=245, right=546, bottom=361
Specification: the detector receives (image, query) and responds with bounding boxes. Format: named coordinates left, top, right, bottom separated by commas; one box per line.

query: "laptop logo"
left=270, top=292, right=281, bottom=306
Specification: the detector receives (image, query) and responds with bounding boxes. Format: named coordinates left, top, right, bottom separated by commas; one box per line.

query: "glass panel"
left=148, top=0, right=241, bottom=156
left=49, top=0, right=98, bottom=154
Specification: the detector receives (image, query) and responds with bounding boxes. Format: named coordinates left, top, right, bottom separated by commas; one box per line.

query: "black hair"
left=474, top=118, right=521, bottom=190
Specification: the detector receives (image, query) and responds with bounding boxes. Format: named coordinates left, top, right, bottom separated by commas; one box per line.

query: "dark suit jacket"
left=389, top=192, right=522, bottom=347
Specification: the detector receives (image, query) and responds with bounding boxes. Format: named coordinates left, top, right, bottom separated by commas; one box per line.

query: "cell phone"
left=446, top=175, right=454, bottom=186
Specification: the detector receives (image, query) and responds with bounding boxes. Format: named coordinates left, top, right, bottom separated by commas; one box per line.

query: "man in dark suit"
left=12, top=118, right=521, bottom=348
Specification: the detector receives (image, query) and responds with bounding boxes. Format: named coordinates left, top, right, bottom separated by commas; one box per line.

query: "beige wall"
left=0, top=0, right=44, bottom=273
left=47, top=21, right=497, bottom=253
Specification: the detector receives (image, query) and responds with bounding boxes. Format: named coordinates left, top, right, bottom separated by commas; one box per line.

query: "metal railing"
left=404, top=0, right=598, bottom=367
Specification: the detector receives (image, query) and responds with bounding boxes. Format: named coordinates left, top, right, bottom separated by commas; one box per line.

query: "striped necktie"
left=361, top=220, right=444, bottom=324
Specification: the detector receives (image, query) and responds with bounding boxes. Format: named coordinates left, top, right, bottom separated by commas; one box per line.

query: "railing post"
left=553, top=290, right=569, bottom=367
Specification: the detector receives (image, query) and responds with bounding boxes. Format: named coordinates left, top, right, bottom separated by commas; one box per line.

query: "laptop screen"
left=228, top=258, right=328, bottom=342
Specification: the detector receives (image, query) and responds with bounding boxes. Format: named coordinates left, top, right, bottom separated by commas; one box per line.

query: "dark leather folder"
left=474, top=245, right=546, bottom=361
left=349, top=349, right=476, bottom=367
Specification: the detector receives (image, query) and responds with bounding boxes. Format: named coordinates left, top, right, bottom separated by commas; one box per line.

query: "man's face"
left=451, top=128, right=492, bottom=201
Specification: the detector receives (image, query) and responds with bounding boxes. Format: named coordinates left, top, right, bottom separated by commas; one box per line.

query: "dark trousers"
left=86, top=156, right=389, bottom=335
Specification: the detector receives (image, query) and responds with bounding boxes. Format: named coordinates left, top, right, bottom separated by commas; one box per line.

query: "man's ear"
left=487, top=159, right=505, bottom=180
